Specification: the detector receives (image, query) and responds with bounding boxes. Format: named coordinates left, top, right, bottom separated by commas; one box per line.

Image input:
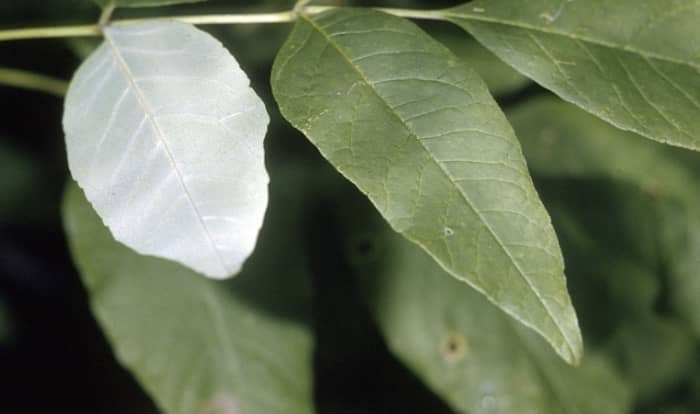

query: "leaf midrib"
left=300, top=14, right=577, bottom=360
left=102, top=26, right=229, bottom=274
left=444, top=10, right=700, bottom=71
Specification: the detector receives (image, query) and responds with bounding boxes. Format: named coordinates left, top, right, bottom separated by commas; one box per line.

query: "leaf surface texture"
left=272, top=8, right=581, bottom=363
left=62, top=162, right=313, bottom=414
left=448, top=0, right=700, bottom=150
left=339, top=203, right=630, bottom=414
left=63, top=21, right=269, bottom=278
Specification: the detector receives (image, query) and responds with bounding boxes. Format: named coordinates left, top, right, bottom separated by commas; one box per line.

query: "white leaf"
left=62, top=21, right=270, bottom=279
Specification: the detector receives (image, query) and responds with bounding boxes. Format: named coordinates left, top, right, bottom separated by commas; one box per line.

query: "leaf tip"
left=557, top=318, right=584, bottom=366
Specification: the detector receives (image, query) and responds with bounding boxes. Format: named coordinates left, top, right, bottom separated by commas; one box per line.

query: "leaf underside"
left=448, top=0, right=700, bottom=151
left=62, top=169, right=314, bottom=414
left=272, top=8, right=582, bottom=363
left=63, top=21, right=270, bottom=279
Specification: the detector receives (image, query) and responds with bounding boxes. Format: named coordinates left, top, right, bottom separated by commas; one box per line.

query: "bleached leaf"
left=63, top=21, right=270, bottom=279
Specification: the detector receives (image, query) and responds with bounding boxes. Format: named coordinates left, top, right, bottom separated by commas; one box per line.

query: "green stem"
left=0, top=6, right=447, bottom=42
left=306, top=6, right=445, bottom=20
left=0, top=25, right=102, bottom=42
left=98, top=2, right=117, bottom=26
left=0, top=66, right=69, bottom=97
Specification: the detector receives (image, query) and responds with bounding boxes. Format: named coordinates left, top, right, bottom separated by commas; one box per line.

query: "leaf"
left=63, top=21, right=270, bottom=279
left=62, top=159, right=314, bottom=414
left=538, top=180, right=661, bottom=342
left=92, top=0, right=207, bottom=8
left=508, top=97, right=700, bottom=203
left=607, top=316, right=694, bottom=404
left=271, top=8, right=582, bottom=364
left=656, top=203, right=700, bottom=338
left=447, top=0, right=700, bottom=151
left=425, top=22, right=529, bottom=96
left=339, top=200, right=630, bottom=414
left=506, top=97, right=700, bottom=339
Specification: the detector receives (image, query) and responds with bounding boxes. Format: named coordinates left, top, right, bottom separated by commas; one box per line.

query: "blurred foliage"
left=510, top=97, right=700, bottom=412
left=330, top=183, right=631, bottom=414
left=0, top=139, right=41, bottom=224
left=63, top=158, right=315, bottom=414
left=2, top=1, right=700, bottom=413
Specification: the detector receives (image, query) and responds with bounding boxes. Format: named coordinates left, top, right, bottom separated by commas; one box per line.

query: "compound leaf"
left=63, top=21, right=269, bottom=279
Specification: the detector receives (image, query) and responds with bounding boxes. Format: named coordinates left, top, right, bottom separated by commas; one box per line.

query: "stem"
left=125, top=11, right=297, bottom=26
left=0, top=66, right=68, bottom=97
left=0, top=6, right=446, bottom=43
left=0, top=25, right=102, bottom=42
left=98, top=2, right=117, bottom=26
left=306, top=6, right=445, bottom=21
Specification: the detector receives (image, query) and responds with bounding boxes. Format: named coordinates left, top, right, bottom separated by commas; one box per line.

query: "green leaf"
left=657, top=203, right=700, bottom=337
left=607, top=316, right=694, bottom=403
left=425, top=22, right=529, bottom=96
left=63, top=21, right=270, bottom=279
left=506, top=97, right=700, bottom=340
left=341, top=202, right=630, bottom=414
left=62, top=160, right=314, bottom=414
left=539, top=180, right=662, bottom=342
left=92, top=0, right=207, bottom=8
left=67, top=38, right=101, bottom=60
left=508, top=97, right=698, bottom=201
left=272, top=8, right=582, bottom=364
left=447, top=0, right=700, bottom=151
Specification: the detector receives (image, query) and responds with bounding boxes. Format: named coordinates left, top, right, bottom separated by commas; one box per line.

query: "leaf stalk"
left=0, top=6, right=447, bottom=42
left=0, top=66, right=68, bottom=97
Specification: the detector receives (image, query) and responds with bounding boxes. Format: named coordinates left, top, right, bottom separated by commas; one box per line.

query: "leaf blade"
left=63, top=21, right=269, bottom=279
left=447, top=0, right=700, bottom=151
left=272, top=8, right=582, bottom=363
left=62, top=163, right=314, bottom=414
left=340, top=203, right=630, bottom=414
left=425, top=23, right=529, bottom=96
left=508, top=97, right=700, bottom=347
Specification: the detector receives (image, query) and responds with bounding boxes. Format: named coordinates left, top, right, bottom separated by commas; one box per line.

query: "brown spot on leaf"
left=198, top=392, right=239, bottom=414
left=441, top=332, right=468, bottom=363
